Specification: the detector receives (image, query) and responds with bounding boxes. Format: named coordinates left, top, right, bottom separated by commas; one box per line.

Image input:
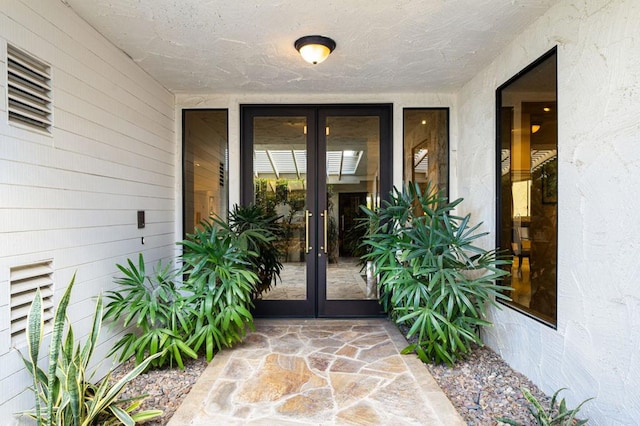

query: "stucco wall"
left=456, top=0, right=640, bottom=423
left=0, top=0, right=176, bottom=420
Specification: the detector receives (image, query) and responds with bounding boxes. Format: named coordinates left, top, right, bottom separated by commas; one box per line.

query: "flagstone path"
left=168, top=319, right=464, bottom=425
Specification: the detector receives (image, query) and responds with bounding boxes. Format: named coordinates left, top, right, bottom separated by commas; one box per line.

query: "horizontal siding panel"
left=0, top=225, right=175, bottom=258
left=0, top=339, right=31, bottom=374
left=54, top=69, right=173, bottom=139
left=0, top=113, right=55, bottom=147
left=0, top=378, right=34, bottom=412
left=53, top=128, right=175, bottom=178
left=54, top=109, right=174, bottom=166
left=1, top=222, right=173, bottom=253
left=0, top=185, right=174, bottom=210
left=0, top=160, right=173, bottom=199
left=54, top=89, right=174, bottom=155
left=53, top=245, right=178, bottom=294
left=0, top=209, right=174, bottom=234
left=0, top=149, right=174, bottom=193
left=32, top=248, right=177, bottom=300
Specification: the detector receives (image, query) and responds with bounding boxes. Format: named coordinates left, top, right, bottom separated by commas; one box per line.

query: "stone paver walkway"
left=169, top=319, right=464, bottom=425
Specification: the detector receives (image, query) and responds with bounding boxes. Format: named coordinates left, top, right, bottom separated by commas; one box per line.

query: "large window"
left=183, top=109, right=228, bottom=235
left=403, top=108, right=449, bottom=197
left=496, top=48, right=558, bottom=326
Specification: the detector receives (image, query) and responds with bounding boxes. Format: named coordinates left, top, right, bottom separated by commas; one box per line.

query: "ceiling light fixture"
left=294, top=35, right=336, bottom=65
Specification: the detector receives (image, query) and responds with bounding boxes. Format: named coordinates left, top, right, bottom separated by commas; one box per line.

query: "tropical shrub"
left=103, top=254, right=197, bottom=369
left=227, top=203, right=284, bottom=297
left=179, top=217, right=259, bottom=361
left=360, top=182, right=512, bottom=365
left=497, top=387, right=593, bottom=425
left=18, top=274, right=162, bottom=425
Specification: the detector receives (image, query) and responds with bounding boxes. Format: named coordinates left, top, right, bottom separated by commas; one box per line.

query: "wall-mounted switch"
left=137, top=210, right=145, bottom=229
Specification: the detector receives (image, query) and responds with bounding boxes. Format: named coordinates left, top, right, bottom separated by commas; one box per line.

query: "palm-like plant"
left=360, top=182, right=512, bottom=365
left=227, top=204, right=284, bottom=297
left=179, top=217, right=259, bottom=361
left=103, top=254, right=197, bottom=369
left=19, top=274, right=162, bottom=425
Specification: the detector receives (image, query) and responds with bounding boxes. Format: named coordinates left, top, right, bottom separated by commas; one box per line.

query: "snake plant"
left=497, top=387, right=593, bottom=425
left=18, top=274, right=162, bottom=425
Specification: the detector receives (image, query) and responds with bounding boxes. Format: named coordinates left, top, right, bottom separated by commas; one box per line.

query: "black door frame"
left=240, top=104, right=392, bottom=318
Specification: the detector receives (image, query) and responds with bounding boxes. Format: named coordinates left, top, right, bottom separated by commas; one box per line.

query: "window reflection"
left=183, top=110, right=228, bottom=235
left=497, top=48, right=558, bottom=326
left=403, top=108, right=449, bottom=196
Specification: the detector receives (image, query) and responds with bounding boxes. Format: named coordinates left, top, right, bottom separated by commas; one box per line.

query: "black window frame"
left=495, top=46, right=559, bottom=328
left=182, top=108, right=229, bottom=238
left=402, top=107, right=450, bottom=199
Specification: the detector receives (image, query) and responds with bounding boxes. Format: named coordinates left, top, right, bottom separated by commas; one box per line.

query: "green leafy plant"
left=497, top=387, right=593, bottom=425
left=105, top=214, right=265, bottom=368
left=18, top=274, right=162, bottom=425
left=227, top=203, right=284, bottom=297
left=360, top=182, right=512, bottom=365
left=103, top=254, right=197, bottom=369
left=179, top=217, right=259, bottom=361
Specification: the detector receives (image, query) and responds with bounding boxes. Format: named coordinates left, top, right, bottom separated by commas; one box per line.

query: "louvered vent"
left=10, top=260, right=54, bottom=347
left=219, top=162, right=225, bottom=187
left=7, top=45, right=52, bottom=133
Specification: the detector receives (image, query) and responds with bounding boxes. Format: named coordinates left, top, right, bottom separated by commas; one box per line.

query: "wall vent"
left=10, top=260, right=54, bottom=347
left=7, top=45, right=52, bottom=133
left=219, top=162, right=225, bottom=187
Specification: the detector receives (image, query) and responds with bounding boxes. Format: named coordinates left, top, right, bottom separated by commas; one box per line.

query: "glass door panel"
left=252, top=116, right=309, bottom=302
left=324, top=115, right=380, bottom=301
left=317, top=107, right=390, bottom=317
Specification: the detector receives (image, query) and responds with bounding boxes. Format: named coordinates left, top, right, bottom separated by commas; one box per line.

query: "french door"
left=241, top=105, right=392, bottom=317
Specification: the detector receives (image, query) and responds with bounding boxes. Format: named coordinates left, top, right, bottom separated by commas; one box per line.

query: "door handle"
left=321, top=210, right=328, bottom=254
left=305, top=210, right=312, bottom=254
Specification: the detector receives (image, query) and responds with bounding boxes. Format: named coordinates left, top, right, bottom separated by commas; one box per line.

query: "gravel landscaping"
left=425, top=345, right=549, bottom=425
left=112, top=340, right=549, bottom=425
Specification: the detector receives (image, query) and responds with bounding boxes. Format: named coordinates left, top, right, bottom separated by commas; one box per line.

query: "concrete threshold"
left=168, top=318, right=464, bottom=425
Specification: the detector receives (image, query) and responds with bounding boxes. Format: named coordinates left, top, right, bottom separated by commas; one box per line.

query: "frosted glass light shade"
left=295, top=35, right=336, bottom=65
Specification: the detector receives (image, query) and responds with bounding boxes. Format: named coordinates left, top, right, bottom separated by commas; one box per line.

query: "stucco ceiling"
left=62, top=0, right=556, bottom=94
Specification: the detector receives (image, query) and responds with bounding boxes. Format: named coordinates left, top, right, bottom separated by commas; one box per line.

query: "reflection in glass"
left=183, top=110, right=228, bottom=235
left=252, top=116, right=308, bottom=301
left=497, top=49, right=558, bottom=325
left=403, top=109, right=449, bottom=196
left=325, top=116, right=380, bottom=300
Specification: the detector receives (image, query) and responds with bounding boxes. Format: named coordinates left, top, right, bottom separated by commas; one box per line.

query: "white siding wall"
left=457, top=0, right=640, bottom=423
left=0, top=0, right=176, bottom=421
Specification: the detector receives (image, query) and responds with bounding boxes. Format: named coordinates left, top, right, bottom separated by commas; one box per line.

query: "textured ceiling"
left=63, top=0, right=556, bottom=94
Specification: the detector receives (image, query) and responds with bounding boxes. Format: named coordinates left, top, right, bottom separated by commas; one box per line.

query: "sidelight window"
left=403, top=108, right=449, bottom=197
left=182, top=109, right=228, bottom=235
